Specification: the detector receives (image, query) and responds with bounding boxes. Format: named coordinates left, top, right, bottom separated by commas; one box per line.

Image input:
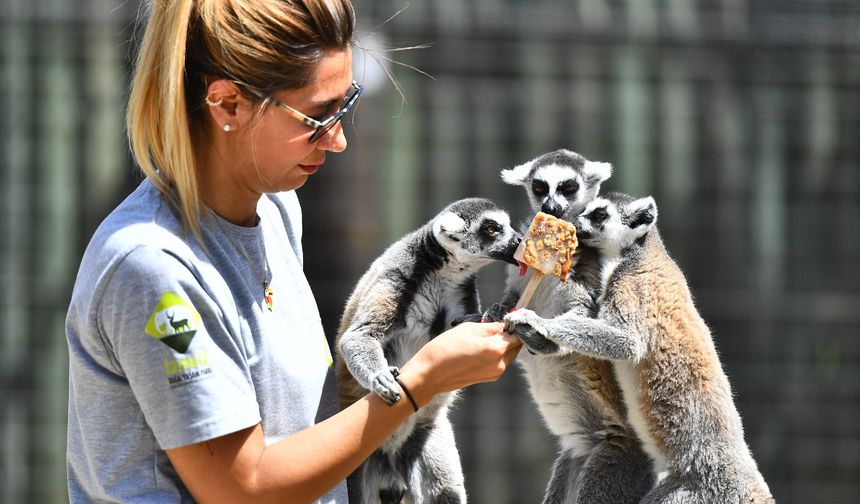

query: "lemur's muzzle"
left=540, top=201, right=565, bottom=218
left=493, top=233, right=523, bottom=266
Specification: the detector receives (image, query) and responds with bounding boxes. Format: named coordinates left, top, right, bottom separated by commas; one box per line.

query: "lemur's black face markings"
left=587, top=206, right=609, bottom=224
left=559, top=179, right=580, bottom=196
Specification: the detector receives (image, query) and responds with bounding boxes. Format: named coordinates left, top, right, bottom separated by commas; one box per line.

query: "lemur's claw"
left=371, top=368, right=401, bottom=405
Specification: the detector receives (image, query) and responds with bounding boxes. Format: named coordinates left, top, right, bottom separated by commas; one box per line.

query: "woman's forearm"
left=167, top=322, right=519, bottom=504
left=168, top=362, right=429, bottom=504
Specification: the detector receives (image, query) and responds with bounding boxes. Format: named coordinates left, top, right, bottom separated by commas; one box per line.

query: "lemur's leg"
left=504, top=309, right=645, bottom=361
left=403, top=418, right=466, bottom=504
left=574, top=439, right=655, bottom=504
left=351, top=451, right=401, bottom=504
left=338, top=326, right=401, bottom=404
left=356, top=450, right=407, bottom=504
left=541, top=449, right=583, bottom=504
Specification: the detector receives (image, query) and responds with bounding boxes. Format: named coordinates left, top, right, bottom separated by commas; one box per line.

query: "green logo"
left=145, top=292, right=202, bottom=353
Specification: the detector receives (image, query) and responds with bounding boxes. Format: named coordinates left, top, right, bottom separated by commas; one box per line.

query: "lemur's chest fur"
left=511, top=258, right=625, bottom=452
left=383, top=274, right=475, bottom=368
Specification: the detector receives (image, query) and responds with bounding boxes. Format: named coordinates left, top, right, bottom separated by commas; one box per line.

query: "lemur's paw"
left=504, top=310, right=559, bottom=354
left=370, top=368, right=401, bottom=405
left=503, top=308, right=542, bottom=327
left=482, top=302, right=511, bottom=323
left=450, top=313, right=483, bottom=326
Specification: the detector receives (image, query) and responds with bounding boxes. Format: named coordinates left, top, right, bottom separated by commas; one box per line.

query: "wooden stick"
left=515, top=270, right=545, bottom=309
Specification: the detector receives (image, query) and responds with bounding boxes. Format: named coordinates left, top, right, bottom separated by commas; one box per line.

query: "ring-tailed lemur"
left=335, top=198, right=522, bottom=504
left=487, top=150, right=654, bottom=504
left=504, top=192, right=774, bottom=503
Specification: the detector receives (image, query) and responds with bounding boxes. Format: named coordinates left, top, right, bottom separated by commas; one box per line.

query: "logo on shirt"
left=145, top=291, right=202, bottom=353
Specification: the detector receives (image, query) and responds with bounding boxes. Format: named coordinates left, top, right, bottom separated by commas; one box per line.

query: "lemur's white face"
left=575, top=195, right=658, bottom=258
left=501, top=150, right=612, bottom=221
left=433, top=207, right=522, bottom=267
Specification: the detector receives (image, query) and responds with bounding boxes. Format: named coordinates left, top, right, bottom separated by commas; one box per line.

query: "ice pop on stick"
left=514, top=212, right=578, bottom=309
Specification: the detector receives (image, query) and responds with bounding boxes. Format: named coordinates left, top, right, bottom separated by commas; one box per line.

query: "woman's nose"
left=319, top=122, right=347, bottom=153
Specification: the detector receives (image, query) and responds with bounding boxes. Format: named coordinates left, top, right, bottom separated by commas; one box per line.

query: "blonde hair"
left=126, top=0, right=354, bottom=238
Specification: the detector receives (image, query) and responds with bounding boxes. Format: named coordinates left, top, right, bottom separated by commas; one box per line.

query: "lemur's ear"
left=583, top=161, right=613, bottom=185
left=433, top=211, right=467, bottom=241
left=500, top=161, right=532, bottom=186
left=625, top=196, right=658, bottom=238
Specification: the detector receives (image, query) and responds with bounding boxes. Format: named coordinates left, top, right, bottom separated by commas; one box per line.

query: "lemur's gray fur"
left=505, top=192, right=774, bottom=503
left=335, top=198, right=522, bottom=504
left=486, top=150, right=655, bottom=504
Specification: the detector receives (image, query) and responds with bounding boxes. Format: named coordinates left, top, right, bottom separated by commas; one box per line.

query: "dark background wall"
left=2, top=1, right=858, bottom=502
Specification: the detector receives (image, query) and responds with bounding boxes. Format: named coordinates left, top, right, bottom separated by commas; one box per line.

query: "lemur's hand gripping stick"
left=513, top=212, right=578, bottom=309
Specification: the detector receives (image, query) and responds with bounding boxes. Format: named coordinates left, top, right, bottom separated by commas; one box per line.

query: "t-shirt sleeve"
left=97, top=245, right=262, bottom=450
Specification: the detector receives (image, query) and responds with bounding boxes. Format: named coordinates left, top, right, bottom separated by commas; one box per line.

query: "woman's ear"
left=204, top=79, right=252, bottom=132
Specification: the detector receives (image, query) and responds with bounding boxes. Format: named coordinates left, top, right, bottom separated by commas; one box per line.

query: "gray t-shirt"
left=66, top=179, right=347, bottom=503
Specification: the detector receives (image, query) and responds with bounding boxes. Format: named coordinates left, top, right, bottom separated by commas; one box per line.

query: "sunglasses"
left=242, top=81, right=364, bottom=143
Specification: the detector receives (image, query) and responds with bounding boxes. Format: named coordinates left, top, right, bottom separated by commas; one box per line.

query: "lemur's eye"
left=559, top=180, right=579, bottom=196
left=483, top=222, right=499, bottom=235
left=589, top=207, right=609, bottom=223
left=531, top=180, right=548, bottom=196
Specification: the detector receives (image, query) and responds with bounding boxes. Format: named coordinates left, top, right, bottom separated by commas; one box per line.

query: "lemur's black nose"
left=540, top=201, right=564, bottom=218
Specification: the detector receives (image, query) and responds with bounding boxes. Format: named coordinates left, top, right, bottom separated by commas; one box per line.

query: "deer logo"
left=146, top=292, right=201, bottom=353
left=166, top=311, right=191, bottom=333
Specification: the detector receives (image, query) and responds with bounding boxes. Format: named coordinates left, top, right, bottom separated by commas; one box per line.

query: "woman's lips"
left=299, top=164, right=320, bottom=174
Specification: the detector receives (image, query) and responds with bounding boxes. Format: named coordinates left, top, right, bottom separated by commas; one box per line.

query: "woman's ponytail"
left=127, top=0, right=202, bottom=237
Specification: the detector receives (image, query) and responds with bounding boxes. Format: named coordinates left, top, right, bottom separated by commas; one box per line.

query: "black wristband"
left=390, top=368, right=419, bottom=413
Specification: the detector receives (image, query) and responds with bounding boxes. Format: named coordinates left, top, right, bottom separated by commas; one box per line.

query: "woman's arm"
left=166, top=321, right=521, bottom=504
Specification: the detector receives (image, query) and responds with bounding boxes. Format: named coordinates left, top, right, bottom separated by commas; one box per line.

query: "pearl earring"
left=205, top=95, right=223, bottom=107
left=223, top=124, right=232, bottom=132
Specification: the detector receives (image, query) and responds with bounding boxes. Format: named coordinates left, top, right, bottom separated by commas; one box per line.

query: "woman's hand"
left=397, top=321, right=522, bottom=408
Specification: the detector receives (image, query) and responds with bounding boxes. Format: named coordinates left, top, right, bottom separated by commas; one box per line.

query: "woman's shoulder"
left=81, top=181, right=199, bottom=277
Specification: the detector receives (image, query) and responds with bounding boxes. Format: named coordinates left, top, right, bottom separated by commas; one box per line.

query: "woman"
left=65, top=1, right=521, bottom=502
